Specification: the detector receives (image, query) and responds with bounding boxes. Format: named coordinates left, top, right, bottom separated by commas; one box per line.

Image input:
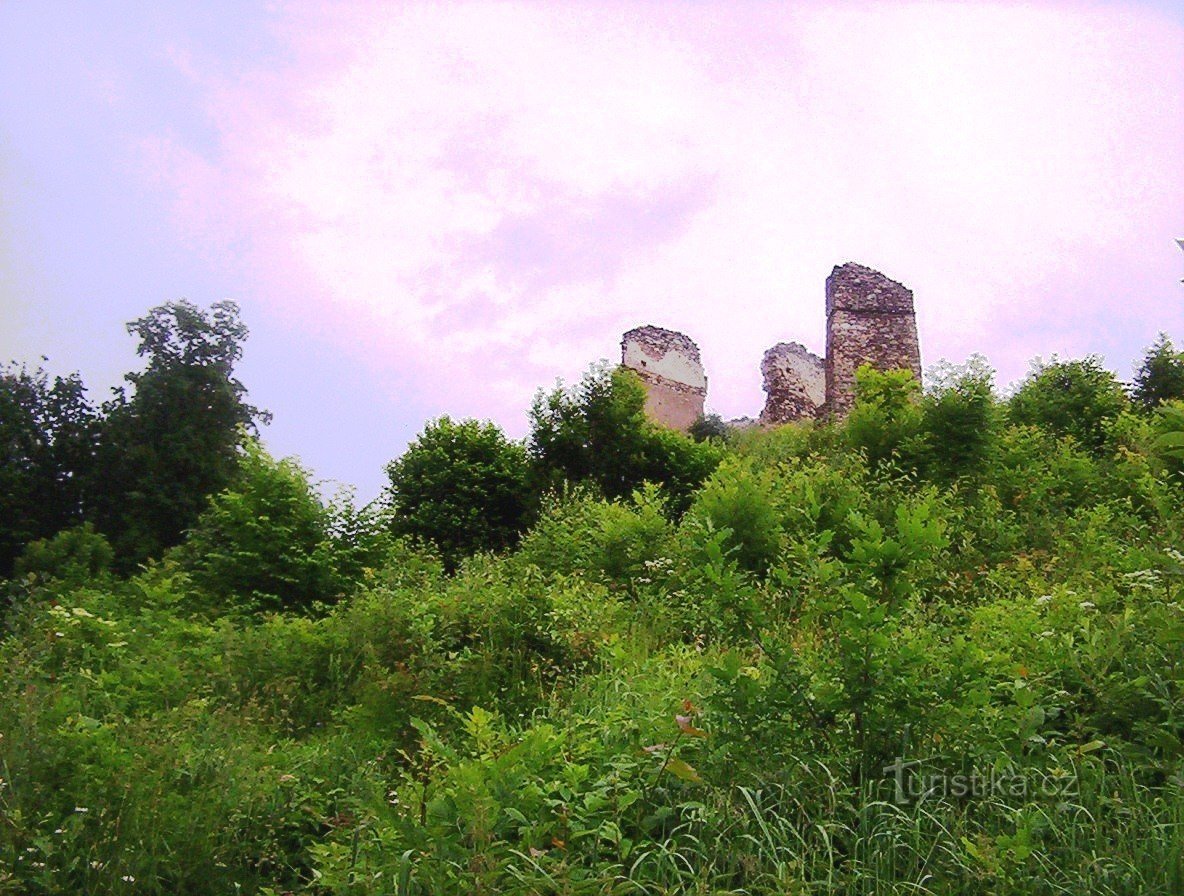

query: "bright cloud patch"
left=144, top=1, right=1184, bottom=425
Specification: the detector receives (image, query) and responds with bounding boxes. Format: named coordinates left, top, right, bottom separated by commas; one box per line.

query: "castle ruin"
left=759, top=342, right=825, bottom=424
left=620, top=325, right=707, bottom=431
left=824, top=263, right=921, bottom=417
left=622, top=262, right=920, bottom=430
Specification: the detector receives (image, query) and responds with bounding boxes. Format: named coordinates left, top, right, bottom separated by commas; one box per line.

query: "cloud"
left=141, top=1, right=1184, bottom=426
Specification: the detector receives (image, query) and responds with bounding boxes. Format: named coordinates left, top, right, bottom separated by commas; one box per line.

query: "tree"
left=1132, top=333, right=1184, bottom=411
left=89, top=300, right=268, bottom=566
left=917, top=355, right=999, bottom=482
left=528, top=364, right=722, bottom=511
left=0, top=362, right=98, bottom=576
left=1008, top=356, right=1127, bottom=456
left=179, top=441, right=338, bottom=611
left=689, top=413, right=730, bottom=443
left=844, top=365, right=922, bottom=469
left=386, top=417, right=531, bottom=567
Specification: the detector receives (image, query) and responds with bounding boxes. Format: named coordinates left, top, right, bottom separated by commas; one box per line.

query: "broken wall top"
left=621, top=325, right=707, bottom=392
left=825, top=263, right=915, bottom=317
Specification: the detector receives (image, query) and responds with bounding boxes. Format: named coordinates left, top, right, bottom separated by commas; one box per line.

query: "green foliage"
left=689, top=412, right=730, bottom=443
left=845, top=364, right=923, bottom=468
left=516, top=486, right=674, bottom=590
left=89, top=300, right=268, bottom=567
left=1132, top=332, right=1184, bottom=411
left=13, top=523, right=113, bottom=588
left=1008, top=355, right=1128, bottom=455
left=386, top=416, right=531, bottom=567
left=7, top=340, right=1184, bottom=895
left=0, top=362, right=98, bottom=576
left=686, top=458, right=783, bottom=577
left=917, top=355, right=999, bottom=482
left=178, top=441, right=341, bottom=612
left=1150, top=399, right=1184, bottom=479
left=528, top=363, right=723, bottom=509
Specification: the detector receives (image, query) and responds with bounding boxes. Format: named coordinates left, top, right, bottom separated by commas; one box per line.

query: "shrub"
left=178, top=441, right=339, bottom=611
left=844, top=365, right=922, bottom=469
left=517, top=486, right=675, bottom=590
left=917, top=355, right=999, bottom=482
left=1132, top=332, right=1184, bottom=411
left=529, top=363, right=722, bottom=508
left=13, top=523, right=114, bottom=587
left=685, top=459, right=783, bottom=577
left=386, top=416, right=532, bottom=567
left=1008, top=356, right=1127, bottom=455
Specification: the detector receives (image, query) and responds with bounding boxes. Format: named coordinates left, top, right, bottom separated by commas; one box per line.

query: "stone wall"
left=759, top=342, right=825, bottom=424
left=824, top=263, right=921, bottom=416
left=617, top=262, right=920, bottom=429
left=620, top=325, right=707, bottom=431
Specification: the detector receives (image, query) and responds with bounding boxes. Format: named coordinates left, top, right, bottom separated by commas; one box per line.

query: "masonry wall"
left=759, top=342, right=825, bottom=424
left=621, top=325, right=707, bottom=431
left=824, top=263, right=921, bottom=416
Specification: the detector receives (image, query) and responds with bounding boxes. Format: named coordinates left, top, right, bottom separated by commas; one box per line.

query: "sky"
left=2, top=1, right=1182, bottom=500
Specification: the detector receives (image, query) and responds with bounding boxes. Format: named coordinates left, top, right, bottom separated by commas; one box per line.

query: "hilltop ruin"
left=620, top=325, right=708, bottom=431
left=823, top=263, right=921, bottom=417
left=622, top=262, right=921, bottom=430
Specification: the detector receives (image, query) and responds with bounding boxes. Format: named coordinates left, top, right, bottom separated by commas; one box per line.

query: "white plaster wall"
left=622, top=340, right=707, bottom=390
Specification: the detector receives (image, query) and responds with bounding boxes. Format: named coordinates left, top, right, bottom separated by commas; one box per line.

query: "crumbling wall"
left=824, top=263, right=921, bottom=416
left=759, top=342, right=825, bottom=424
left=621, top=325, right=707, bottom=431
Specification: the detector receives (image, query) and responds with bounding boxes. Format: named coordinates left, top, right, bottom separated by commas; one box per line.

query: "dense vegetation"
left=3, top=305, right=1184, bottom=894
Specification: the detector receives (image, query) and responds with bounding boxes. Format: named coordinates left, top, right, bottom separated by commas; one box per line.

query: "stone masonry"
left=824, top=263, right=921, bottom=416
left=759, top=342, right=825, bottom=424
left=621, top=325, right=707, bottom=431
left=619, top=262, right=920, bottom=429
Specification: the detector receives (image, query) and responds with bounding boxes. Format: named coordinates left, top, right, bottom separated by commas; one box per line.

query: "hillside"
left=3, top=316, right=1184, bottom=894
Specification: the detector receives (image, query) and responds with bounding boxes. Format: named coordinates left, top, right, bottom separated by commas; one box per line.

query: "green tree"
left=844, top=365, right=922, bottom=469
left=917, top=355, right=998, bottom=482
left=1008, top=356, right=1127, bottom=455
left=689, top=413, right=730, bottom=443
left=1132, top=333, right=1184, bottom=411
left=1150, top=399, right=1184, bottom=479
left=0, top=362, right=98, bottom=576
left=529, top=363, right=722, bottom=509
left=90, top=300, right=268, bottom=566
left=179, top=441, right=338, bottom=611
left=386, top=417, right=531, bottom=567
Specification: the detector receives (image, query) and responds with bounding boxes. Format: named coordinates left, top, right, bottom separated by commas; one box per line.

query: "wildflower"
left=1035, top=595, right=1053, bottom=606
left=74, top=806, right=88, bottom=813
left=1078, top=601, right=1096, bottom=611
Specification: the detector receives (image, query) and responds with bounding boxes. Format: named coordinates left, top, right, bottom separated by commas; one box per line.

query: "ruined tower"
left=824, top=263, right=921, bottom=416
left=621, top=325, right=707, bottom=431
left=759, top=342, right=825, bottom=425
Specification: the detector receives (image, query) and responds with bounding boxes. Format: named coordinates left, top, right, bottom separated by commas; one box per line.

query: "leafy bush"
left=1132, top=332, right=1184, bottom=411
left=529, top=363, right=723, bottom=509
left=517, top=486, right=675, bottom=591
left=13, top=523, right=114, bottom=587
left=178, top=441, right=339, bottom=611
left=1008, top=356, right=1128, bottom=455
left=918, top=355, right=999, bottom=482
left=685, top=458, right=783, bottom=577
left=387, top=416, right=532, bottom=567
left=844, top=365, right=923, bottom=468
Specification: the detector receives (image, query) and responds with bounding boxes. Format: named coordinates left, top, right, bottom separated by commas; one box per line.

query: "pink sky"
left=3, top=1, right=1183, bottom=496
